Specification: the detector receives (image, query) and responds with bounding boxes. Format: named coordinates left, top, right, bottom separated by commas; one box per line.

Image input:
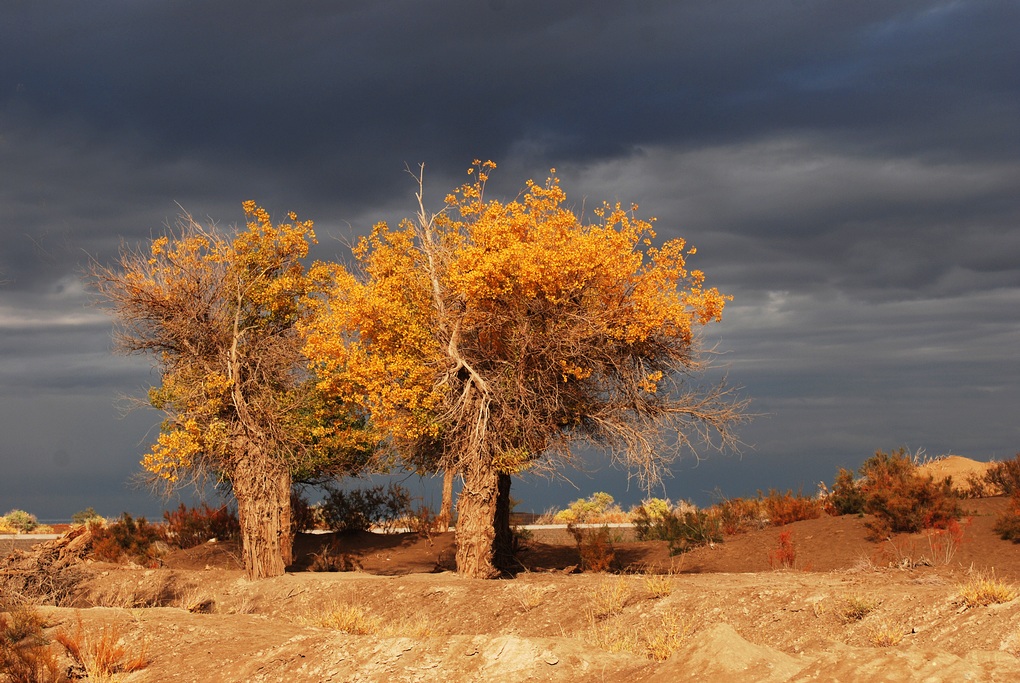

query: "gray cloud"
left=1, top=0, right=1017, bottom=515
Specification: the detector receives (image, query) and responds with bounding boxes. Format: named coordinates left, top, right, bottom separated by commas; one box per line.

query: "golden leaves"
left=304, top=162, right=733, bottom=478
left=113, top=202, right=325, bottom=482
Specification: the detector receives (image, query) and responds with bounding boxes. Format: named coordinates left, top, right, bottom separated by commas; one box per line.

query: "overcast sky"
left=2, top=1, right=1018, bottom=520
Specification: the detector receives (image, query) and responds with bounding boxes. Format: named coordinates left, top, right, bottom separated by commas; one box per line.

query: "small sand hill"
left=918, top=455, right=997, bottom=493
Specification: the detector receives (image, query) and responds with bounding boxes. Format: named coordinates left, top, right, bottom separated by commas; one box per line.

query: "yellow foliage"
left=107, top=202, right=334, bottom=483
left=303, top=162, right=733, bottom=478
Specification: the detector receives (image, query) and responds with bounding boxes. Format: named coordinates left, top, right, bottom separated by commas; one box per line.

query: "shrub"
left=711, top=496, right=767, bottom=535
left=826, top=468, right=866, bottom=515
left=554, top=492, right=627, bottom=525
left=89, top=513, right=164, bottom=565
left=925, top=517, right=970, bottom=564
left=70, top=508, right=105, bottom=526
left=985, top=453, right=1020, bottom=496
left=161, top=503, right=239, bottom=549
left=2, top=510, right=39, bottom=534
left=993, top=491, right=1020, bottom=542
left=858, top=448, right=962, bottom=540
left=320, top=483, right=412, bottom=533
left=307, top=539, right=361, bottom=572
left=0, top=603, right=68, bottom=683
left=55, top=614, right=148, bottom=681
left=761, top=489, right=822, bottom=526
left=768, top=530, right=796, bottom=569
left=568, top=523, right=616, bottom=572
left=291, top=491, right=324, bottom=532
left=632, top=500, right=674, bottom=541
left=632, top=500, right=721, bottom=555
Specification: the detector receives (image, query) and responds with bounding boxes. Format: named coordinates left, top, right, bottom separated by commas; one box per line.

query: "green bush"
left=2, top=509, right=39, bottom=533
left=320, top=483, right=412, bottom=533
left=71, top=507, right=105, bottom=526
left=827, top=468, right=866, bottom=515
left=632, top=503, right=721, bottom=556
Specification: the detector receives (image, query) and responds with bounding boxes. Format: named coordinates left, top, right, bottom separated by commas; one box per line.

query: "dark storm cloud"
left=1, top=1, right=1017, bottom=515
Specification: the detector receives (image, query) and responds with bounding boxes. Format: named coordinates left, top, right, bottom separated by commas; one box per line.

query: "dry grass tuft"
left=958, top=574, right=1018, bottom=608
left=1, top=603, right=68, bottom=683
left=640, top=610, right=697, bottom=661
left=834, top=593, right=878, bottom=624
left=584, top=577, right=631, bottom=621
left=303, top=598, right=434, bottom=638
left=581, top=608, right=696, bottom=661
left=866, top=619, right=904, bottom=647
left=643, top=573, right=675, bottom=599
left=306, top=600, right=382, bottom=635
left=54, top=613, right=148, bottom=682
left=505, top=583, right=547, bottom=612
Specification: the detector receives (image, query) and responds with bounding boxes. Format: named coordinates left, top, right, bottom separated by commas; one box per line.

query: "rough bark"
left=277, top=470, right=294, bottom=567
left=454, top=459, right=500, bottom=578
left=492, top=472, right=515, bottom=574
left=232, top=446, right=291, bottom=580
left=437, top=468, right=455, bottom=531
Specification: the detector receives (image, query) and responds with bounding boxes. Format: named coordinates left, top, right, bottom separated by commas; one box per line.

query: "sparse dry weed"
left=640, top=558, right=684, bottom=599
left=305, top=600, right=382, bottom=635
left=834, top=593, right=878, bottom=624
left=582, top=618, right=638, bottom=654
left=640, top=609, right=697, bottom=661
left=506, top=583, right=547, bottom=612
left=54, top=613, right=148, bottom=682
left=302, top=598, right=434, bottom=638
left=581, top=607, right=696, bottom=661
left=866, top=619, right=904, bottom=647
left=643, top=573, right=675, bottom=599
left=0, top=603, right=68, bottom=683
left=584, top=577, right=632, bottom=621
left=958, top=573, right=1018, bottom=608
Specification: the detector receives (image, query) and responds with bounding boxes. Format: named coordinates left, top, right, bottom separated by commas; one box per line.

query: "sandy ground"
left=4, top=457, right=1020, bottom=682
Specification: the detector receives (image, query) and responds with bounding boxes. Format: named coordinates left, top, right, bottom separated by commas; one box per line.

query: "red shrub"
left=762, top=489, right=822, bottom=526
left=768, top=530, right=796, bottom=569
left=161, top=503, right=239, bottom=549
left=857, top=448, right=962, bottom=541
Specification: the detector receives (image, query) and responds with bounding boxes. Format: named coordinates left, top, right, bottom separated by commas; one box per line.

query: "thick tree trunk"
left=278, top=470, right=293, bottom=567
left=454, top=458, right=500, bottom=578
left=492, top=472, right=514, bottom=573
left=232, top=446, right=290, bottom=579
left=437, top=468, right=455, bottom=531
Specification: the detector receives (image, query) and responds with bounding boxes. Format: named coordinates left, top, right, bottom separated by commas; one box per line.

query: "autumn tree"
left=303, top=162, right=747, bottom=578
left=90, top=203, right=372, bottom=579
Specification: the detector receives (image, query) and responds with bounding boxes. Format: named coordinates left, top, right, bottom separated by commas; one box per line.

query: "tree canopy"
left=91, top=203, right=374, bottom=578
left=303, top=162, right=747, bottom=577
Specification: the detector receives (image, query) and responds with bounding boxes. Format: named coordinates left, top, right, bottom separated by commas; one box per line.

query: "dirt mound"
left=919, top=455, right=997, bottom=493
